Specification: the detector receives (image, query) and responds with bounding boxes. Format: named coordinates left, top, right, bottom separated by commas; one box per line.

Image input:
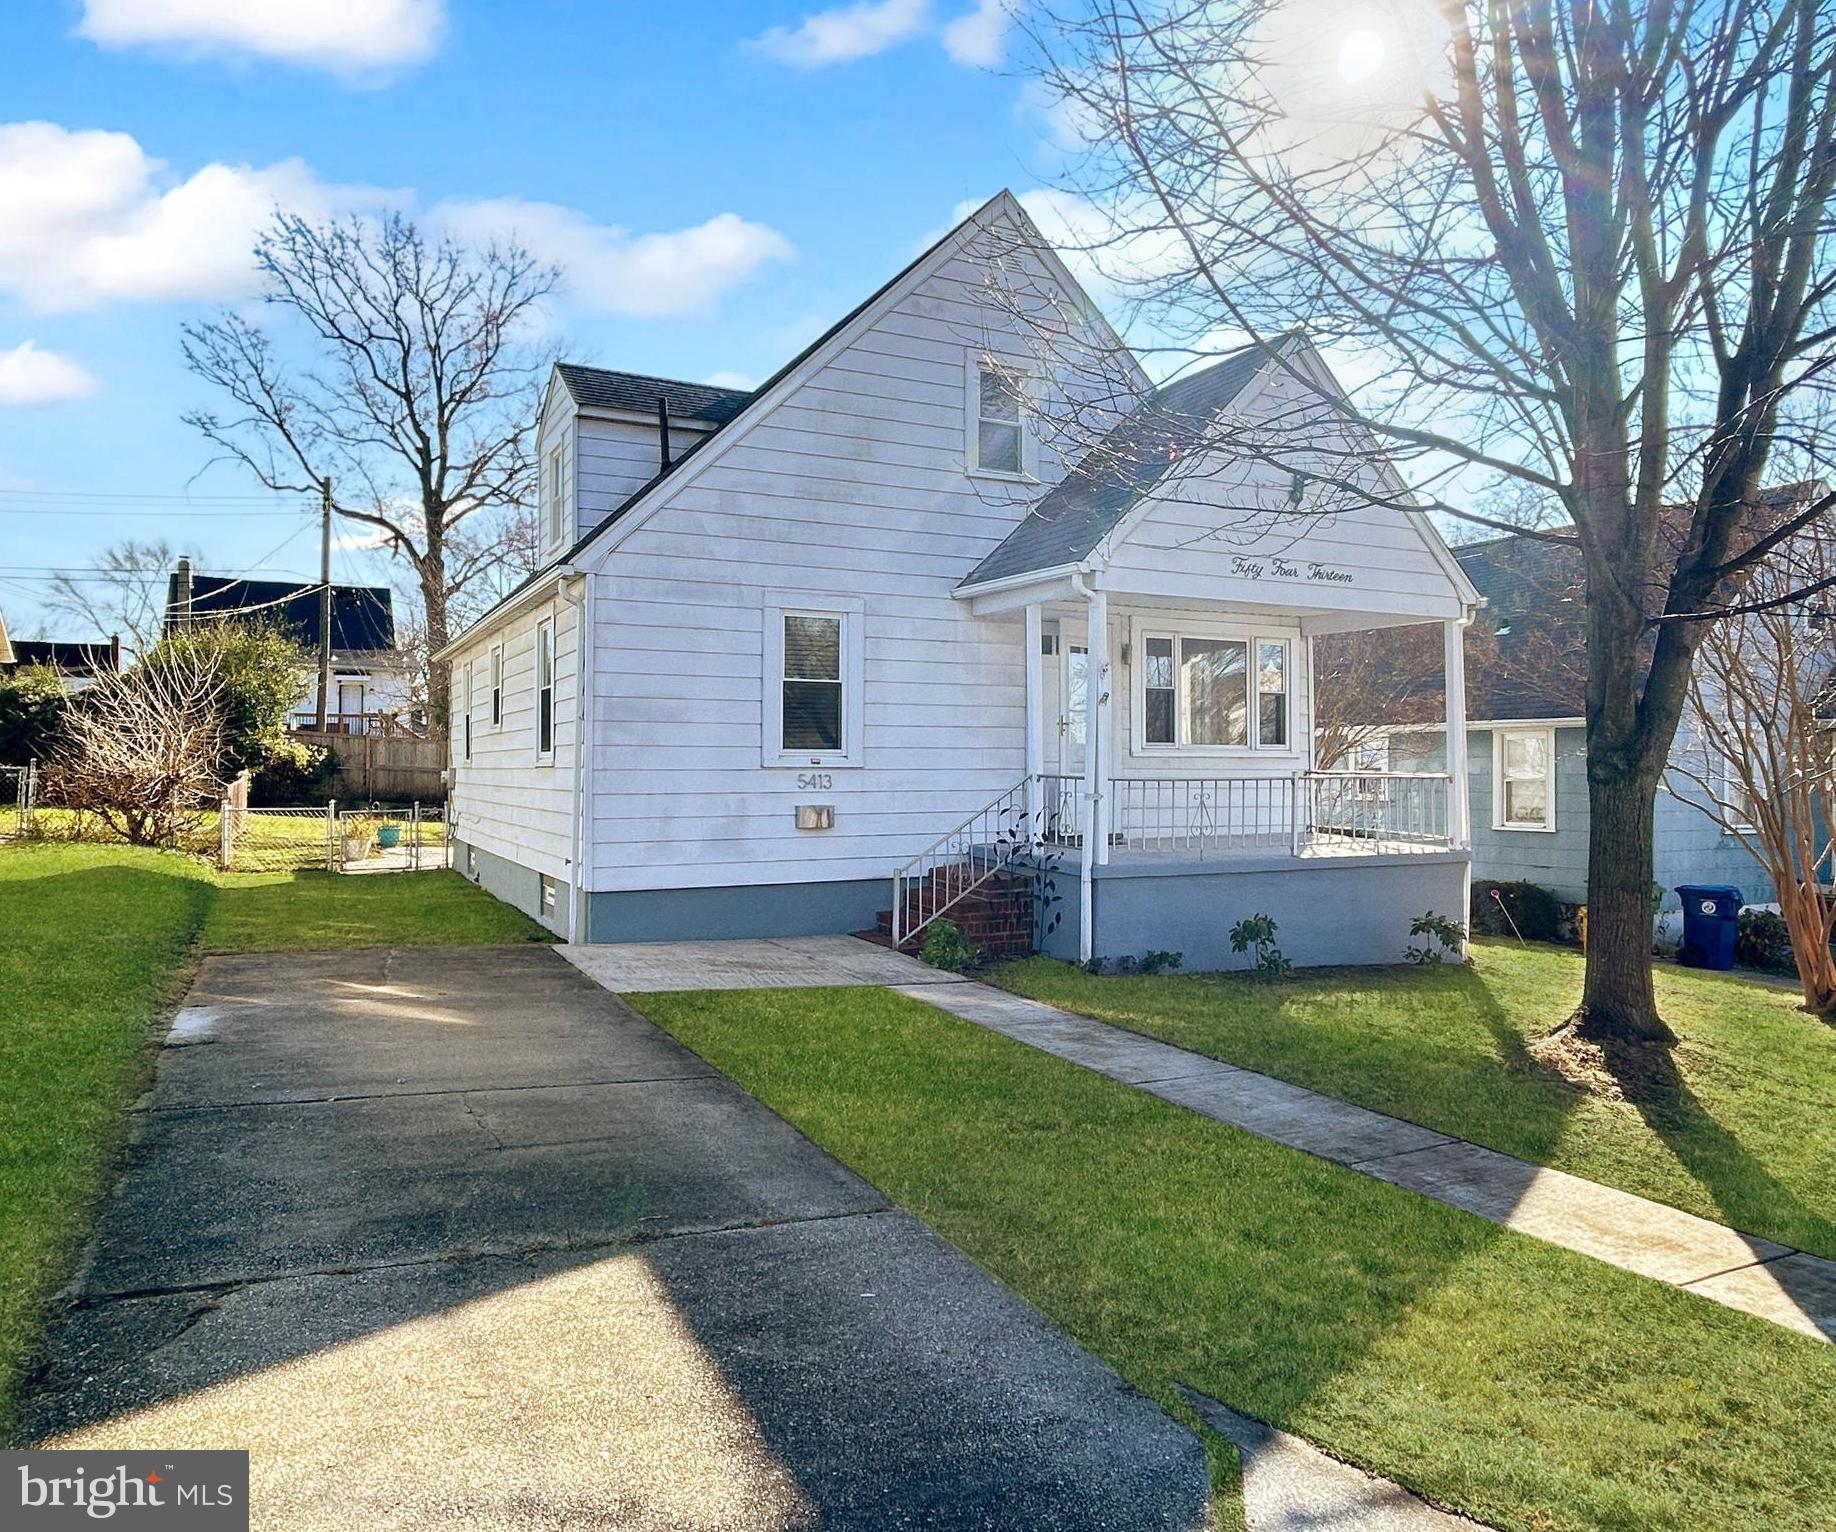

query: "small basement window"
left=540, top=874, right=557, bottom=914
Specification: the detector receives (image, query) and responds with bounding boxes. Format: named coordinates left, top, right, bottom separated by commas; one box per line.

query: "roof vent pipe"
left=657, top=397, right=672, bottom=472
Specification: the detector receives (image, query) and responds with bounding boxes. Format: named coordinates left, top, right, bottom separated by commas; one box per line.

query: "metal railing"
left=0, top=762, right=37, bottom=841
left=890, top=775, right=1040, bottom=948
left=1305, top=770, right=1452, bottom=852
left=1031, top=771, right=1454, bottom=857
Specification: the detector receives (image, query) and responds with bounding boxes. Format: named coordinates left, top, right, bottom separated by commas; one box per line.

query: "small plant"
left=1081, top=955, right=1107, bottom=975
left=1734, top=908, right=1795, bottom=975
left=919, top=917, right=984, bottom=973
left=1229, top=913, right=1291, bottom=980
left=1110, top=950, right=1184, bottom=975
left=1405, top=911, right=1466, bottom=965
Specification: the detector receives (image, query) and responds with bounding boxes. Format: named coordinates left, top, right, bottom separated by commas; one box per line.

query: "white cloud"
left=941, top=0, right=1010, bottom=66
left=0, top=122, right=377, bottom=313
left=703, top=371, right=760, bottom=390
left=75, top=0, right=445, bottom=75
left=750, top=0, right=930, bottom=67
left=0, top=342, right=98, bottom=406
left=439, top=200, right=793, bottom=318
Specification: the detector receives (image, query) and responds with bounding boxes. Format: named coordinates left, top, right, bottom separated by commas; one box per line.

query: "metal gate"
left=0, top=763, right=37, bottom=842
left=330, top=802, right=447, bottom=873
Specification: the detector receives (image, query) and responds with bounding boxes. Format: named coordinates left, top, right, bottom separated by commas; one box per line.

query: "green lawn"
left=0, top=841, right=545, bottom=1436
left=989, top=941, right=1836, bottom=1260
left=634, top=984, right=1836, bottom=1532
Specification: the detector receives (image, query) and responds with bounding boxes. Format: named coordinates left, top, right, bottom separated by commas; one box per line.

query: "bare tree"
left=1676, top=525, right=1836, bottom=1014
left=1016, top=1, right=1836, bottom=1042
left=44, top=539, right=194, bottom=653
left=183, top=212, right=557, bottom=721
left=1312, top=625, right=1446, bottom=771
left=53, top=644, right=224, bottom=847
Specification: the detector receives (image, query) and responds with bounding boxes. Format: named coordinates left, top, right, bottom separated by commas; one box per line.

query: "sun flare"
left=1337, top=28, right=1387, bottom=84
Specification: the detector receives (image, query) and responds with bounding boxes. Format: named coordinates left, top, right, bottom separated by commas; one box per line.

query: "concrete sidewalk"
left=901, top=980, right=1836, bottom=1345
left=18, top=946, right=1208, bottom=1531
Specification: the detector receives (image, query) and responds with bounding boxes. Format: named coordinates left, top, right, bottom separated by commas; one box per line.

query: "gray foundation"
left=453, top=837, right=570, bottom=938
left=583, top=878, right=889, bottom=944
left=1037, top=852, right=1471, bottom=971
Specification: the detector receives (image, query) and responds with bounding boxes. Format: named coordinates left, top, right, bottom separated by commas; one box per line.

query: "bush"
left=0, top=665, right=67, bottom=763
left=1735, top=909, right=1797, bottom=975
left=249, top=743, right=337, bottom=806
left=919, top=918, right=984, bottom=973
left=1109, top=949, right=1184, bottom=975
left=1229, top=913, right=1291, bottom=980
left=1470, top=879, right=1565, bottom=942
left=1406, top=911, right=1466, bottom=965
left=145, top=621, right=312, bottom=779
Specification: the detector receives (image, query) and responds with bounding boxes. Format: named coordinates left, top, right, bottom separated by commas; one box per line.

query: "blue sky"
left=0, top=0, right=1055, bottom=636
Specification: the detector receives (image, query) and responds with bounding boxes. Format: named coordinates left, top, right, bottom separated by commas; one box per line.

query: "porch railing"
left=1032, top=770, right=1454, bottom=857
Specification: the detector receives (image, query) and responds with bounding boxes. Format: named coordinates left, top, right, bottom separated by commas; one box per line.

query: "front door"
left=1045, top=637, right=1087, bottom=779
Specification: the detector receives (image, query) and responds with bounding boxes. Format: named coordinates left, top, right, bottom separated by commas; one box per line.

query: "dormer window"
left=968, top=355, right=1030, bottom=478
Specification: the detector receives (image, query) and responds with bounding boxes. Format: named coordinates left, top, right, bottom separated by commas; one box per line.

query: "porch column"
left=1024, top=603, right=1043, bottom=847
left=1089, top=590, right=1111, bottom=866
left=1079, top=587, right=1106, bottom=962
left=1444, top=617, right=1471, bottom=849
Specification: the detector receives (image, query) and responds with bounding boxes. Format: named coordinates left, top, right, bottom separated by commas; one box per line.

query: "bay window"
left=1138, top=630, right=1292, bottom=751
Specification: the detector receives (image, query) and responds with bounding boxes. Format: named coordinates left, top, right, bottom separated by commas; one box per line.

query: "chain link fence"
left=0, top=763, right=37, bottom=842
left=216, top=797, right=448, bottom=873
left=330, top=802, right=447, bottom=874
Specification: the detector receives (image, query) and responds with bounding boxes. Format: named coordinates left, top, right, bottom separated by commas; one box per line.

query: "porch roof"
left=958, top=342, right=1271, bottom=591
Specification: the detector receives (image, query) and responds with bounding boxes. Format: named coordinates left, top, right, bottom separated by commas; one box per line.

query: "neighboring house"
left=163, top=561, right=413, bottom=732
left=1389, top=527, right=1777, bottom=911
left=437, top=191, right=1479, bottom=965
left=0, top=633, right=122, bottom=691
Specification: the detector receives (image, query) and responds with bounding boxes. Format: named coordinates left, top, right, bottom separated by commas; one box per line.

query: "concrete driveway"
left=19, top=945, right=1206, bottom=1531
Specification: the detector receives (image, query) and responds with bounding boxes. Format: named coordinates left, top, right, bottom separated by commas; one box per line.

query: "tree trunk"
left=1579, top=762, right=1675, bottom=1041
left=421, top=516, right=451, bottom=729
left=1779, top=881, right=1836, bottom=1016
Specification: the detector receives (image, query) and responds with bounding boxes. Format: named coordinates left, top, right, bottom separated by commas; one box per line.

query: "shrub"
left=919, top=918, right=984, bottom=973
left=1470, top=879, right=1565, bottom=942
left=1229, top=913, right=1291, bottom=980
left=0, top=665, right=68, bottom=763
left=144, top=621, right=312, bottom=779
left=1109, top=950, right=1184, bottom=975
left=1734, top=908, right=1797, bottom=975
left=250, top=743, right=337, bottom=806
left=1405, top=911, right=1466, bottom=965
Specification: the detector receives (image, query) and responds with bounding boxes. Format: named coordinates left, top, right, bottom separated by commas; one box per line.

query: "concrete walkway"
left=18, top=946, right=1208, bottom=1530
left=899, top=980, right=1836, bottom=1345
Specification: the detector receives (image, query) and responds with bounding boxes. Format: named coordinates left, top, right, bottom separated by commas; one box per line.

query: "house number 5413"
left=797, top=773, right=833, bottom=790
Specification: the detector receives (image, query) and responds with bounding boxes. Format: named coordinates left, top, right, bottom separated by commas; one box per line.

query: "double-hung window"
left=763, top=597, right=863, bottom=766
left=1139, top=632, right=1291, bottom=751
left=968, top=356, right=1028, bottom=477
left=534, top=619, right=554, bottom=760
left=460, top=662, right=472, bottom=762
left=1494, top=728, right=1555, bottom=830
left=489, top=645, right=503, bottom=728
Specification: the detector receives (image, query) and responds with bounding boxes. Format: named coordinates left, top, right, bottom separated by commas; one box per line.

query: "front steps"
left=866, top=870, right=1035, bottom=957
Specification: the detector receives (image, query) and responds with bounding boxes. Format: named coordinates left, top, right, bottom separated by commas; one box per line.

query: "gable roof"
left=438, top=190, right=1135, bottom=658
left=959, top=343, right=1274, bottom=588
left=4, top=639, right=119, bottom=676
left=1453, top=534, right=1587, bottom=719
left=554, top=365, right=753, bottom=425
left=166, top=574, right=396, bottom=653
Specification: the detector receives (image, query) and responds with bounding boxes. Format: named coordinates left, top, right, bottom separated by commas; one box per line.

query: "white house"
left=438, top=192, right=1480, bottom=968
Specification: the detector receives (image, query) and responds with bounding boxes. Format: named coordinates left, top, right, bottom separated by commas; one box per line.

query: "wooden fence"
left=295, top=727, right=448, bottom=803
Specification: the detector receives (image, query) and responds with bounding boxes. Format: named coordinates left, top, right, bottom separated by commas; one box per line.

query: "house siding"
left=445, top=586, right=582, bottom=922
left=582, top=217, right=1094, bottom=896
left=1397, top=725, right=1778, bottom=909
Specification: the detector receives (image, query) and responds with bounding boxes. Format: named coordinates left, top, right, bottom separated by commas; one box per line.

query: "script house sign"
left=1231, top=555, right=1356, bottom=586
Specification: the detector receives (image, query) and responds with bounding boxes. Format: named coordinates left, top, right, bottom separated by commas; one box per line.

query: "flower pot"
left=377, top=824, right=402, bottom=849
left=341, top=834, right=371, bottom=861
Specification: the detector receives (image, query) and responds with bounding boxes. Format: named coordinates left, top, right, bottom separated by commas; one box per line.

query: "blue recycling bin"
left=1675, top=884, right=1744, bottom=970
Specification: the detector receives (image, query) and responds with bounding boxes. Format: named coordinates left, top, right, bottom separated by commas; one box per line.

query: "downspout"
left=560, top=575, right=591, bottom=943
left=1071, top=570, right=1101, bottom=965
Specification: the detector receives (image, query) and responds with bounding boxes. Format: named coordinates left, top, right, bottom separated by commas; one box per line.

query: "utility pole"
left=314, top=476, right=333, bottom=731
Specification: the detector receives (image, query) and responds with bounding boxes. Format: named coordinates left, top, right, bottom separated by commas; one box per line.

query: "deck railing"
left=1304, top=770, right=1452, bottom=851
left=890, top=775, right=1040, bottom=948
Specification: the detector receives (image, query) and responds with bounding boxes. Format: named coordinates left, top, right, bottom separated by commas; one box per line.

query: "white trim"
left=964, top=348, right=1038, bottom=482
left=431, top=566, right=573, bottom=663
left=761, top=593, right=865, bottom=769
left=1127, top=616, right=1302, bottom=759
left=488, top=643, right=503, bottom=729
left=1492, top=724, right=1557, bottom=832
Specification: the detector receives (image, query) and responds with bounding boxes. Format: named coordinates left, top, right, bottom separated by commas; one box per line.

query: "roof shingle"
left=554, top=365, right=753, bottom=425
